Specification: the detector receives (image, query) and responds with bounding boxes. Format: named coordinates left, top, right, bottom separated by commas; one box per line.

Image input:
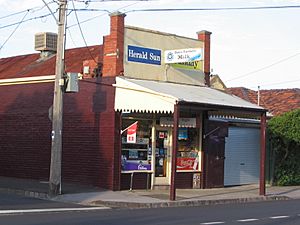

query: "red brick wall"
left=102, top=12, right=125, bottom=77
left=0, top=77, right=121, bottom=190
left=197, top=30, right=212, bottom=87
left=0, top=83, right=53, bottom=180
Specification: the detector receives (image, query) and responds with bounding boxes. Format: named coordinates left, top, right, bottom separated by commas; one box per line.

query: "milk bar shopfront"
left=114, top=77, right=267, bottom=199
left=101, top=14, right=268, bottom=199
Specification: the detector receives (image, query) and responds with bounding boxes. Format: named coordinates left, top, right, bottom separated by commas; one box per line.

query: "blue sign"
left=128, top=45, right=161, bottom=65
left=178, top=128, right=188, bottom=140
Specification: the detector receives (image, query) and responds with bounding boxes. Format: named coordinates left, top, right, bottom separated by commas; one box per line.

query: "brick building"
left=0, top=12, right=267, bottom=194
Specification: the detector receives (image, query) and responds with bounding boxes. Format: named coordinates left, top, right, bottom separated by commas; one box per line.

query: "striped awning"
left=114, top=77, right=265, bottom=114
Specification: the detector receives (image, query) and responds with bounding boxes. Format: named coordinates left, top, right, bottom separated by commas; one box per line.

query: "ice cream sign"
left=164, top=48, right=203, bottom=64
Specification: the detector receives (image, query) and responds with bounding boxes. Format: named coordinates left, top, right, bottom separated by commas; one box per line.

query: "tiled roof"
left=228, top=87, right=300, bottom=116
left=0, top=45, right=102, bottom=79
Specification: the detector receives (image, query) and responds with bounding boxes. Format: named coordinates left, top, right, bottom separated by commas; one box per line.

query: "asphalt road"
left=0, top=192, right=86, bottom=210
left=0, top=193, right=299, bottom=225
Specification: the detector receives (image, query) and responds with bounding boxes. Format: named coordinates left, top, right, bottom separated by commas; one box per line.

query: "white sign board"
left=160, top=117, right=197, bottom=128
left=164, top=48, right=203, bottom=64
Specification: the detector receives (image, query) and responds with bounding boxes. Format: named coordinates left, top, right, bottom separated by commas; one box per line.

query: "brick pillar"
left=197, top=30, right=212, bottom=86
left=102, top=12, right=126, bottom=77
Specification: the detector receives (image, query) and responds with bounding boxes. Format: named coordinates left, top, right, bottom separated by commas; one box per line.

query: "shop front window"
left=121, top=119, right=152, bottom=172
left=177, top=127, right=200, bottom=172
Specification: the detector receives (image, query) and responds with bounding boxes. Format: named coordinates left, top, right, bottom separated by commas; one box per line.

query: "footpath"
left=0, top=176, right=299, bottom=209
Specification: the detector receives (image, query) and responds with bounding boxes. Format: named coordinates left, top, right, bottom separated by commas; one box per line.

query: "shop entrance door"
left=203, top=120, right=228, bottom=188
left=154, top=129, right=171, bottom=185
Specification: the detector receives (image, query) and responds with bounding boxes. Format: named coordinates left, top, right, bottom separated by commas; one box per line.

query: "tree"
left=268, top=108, right=300, bottom=185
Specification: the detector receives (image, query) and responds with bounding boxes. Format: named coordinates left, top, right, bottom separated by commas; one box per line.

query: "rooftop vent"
left=35, top=32, right=57, bottom=52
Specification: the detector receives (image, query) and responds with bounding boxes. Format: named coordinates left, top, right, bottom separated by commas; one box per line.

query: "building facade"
left=0, top=12, right=267, bottom=195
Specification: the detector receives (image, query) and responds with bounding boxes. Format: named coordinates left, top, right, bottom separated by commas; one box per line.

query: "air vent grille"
left=35, top=32, right=57, bottom=52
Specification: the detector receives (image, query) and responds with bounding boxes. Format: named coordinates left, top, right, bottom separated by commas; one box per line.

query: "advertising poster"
left=121, top=157, right=151, bottom=171
left=126, top=121, right=138, bottom=143
left=177, top=157, right=198, bottom=171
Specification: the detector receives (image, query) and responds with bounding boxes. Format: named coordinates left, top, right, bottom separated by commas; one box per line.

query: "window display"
left=177, top=127, right=200, bottom=171
left=121, top=119, right=152, bottom=172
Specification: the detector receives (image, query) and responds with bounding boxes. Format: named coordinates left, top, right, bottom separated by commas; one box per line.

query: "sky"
left=0, top=0, right=300, bottom=90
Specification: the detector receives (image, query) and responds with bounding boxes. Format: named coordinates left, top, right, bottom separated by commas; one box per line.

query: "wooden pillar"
left=200, top=111, right=208, bottom=188
left=170, top=104, right=179, bottom=201
left=151, top=120, right=156, bottom=190
left=259, top=112, right=267, bottom=195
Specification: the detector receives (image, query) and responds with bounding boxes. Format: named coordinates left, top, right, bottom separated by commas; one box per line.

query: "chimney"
left=197, top=30, right=212, bottom=86
left=102, top=11, right=126, bottom=77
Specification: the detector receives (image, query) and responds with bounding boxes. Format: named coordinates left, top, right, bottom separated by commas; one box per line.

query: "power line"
left=73, top=0, right=151, bottom=2
left=0, top=9, right=31, bottom=20
left=0, top=12, right=56, bottom=30
left=249, top=78, right=300, bottom=89
left=71, top=0, right=98, bottom=63
left=225, top=52, right=300, bottom=82
left=0, top=1, right=57, bottom=21
left=67, top=29, right=77, bottom=47
left=67, top=11, right=107, bottom=29
left=67, top=1, right=139, bottom=29
left=0, top=10, right=29, bottom=51
left=69, top=8, right=110, bottom=12
left=125, top=4, right=300, bottom=13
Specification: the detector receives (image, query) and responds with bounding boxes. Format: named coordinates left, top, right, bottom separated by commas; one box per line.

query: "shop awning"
left=114, top=77, right=265, bottom=114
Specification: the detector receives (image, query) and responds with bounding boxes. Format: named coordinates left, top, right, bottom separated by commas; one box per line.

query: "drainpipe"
left=170, top=103, right=179, bottom=201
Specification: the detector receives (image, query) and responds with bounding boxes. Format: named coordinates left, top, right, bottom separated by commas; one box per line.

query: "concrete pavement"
left=0, top=176, right=299, bottom=208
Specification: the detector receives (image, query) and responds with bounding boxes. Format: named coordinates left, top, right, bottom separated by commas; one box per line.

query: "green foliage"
left=268, top=108, right=300, bottom=186
left=268, top=108, right=300, bottom=144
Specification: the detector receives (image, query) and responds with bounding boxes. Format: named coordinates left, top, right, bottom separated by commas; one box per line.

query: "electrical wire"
left=0, top=1, right=57, bottom=20
left=70, top=0, right=98, bottom=63
left=249, top=79, right=300, bottom=89
left=0, top=12, right=56, bottom=30
left=0, top=10, right=29, bottom=51
left=0, top=9, right=31, bottom=20
left=69, top=8, right=110, bottom=12
left=73, top=0, right=151, bottom=2
left=225, top=52, right=300, bottom=82
left=67, top=1, right=138, bottom=29
left=67, top=11, right=107, bottom=29
left=125, top=5, right=300, bottom=13
left=67, top=29, right=78, bottom=47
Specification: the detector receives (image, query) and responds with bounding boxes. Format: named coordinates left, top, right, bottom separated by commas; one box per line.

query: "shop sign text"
left=177, top=157, right=198, bottom=171
left=172, top=60, right=203, bottom=71
left=164, top=48, right=203, bottom=64
left=128, top=45, right=161, bottom=65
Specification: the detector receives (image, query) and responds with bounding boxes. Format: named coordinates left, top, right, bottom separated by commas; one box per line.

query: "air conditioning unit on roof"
left=35, top=32, right=57, bottom=52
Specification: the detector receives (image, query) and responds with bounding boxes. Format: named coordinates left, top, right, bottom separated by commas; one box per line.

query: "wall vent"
left=35, top=32, right=57, bottom=52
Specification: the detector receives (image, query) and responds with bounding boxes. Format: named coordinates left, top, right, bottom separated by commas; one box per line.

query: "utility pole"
left=49, top=0, right=67, bottom=197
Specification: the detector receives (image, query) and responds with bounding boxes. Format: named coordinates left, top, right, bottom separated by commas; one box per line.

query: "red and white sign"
left=126, top=121, right=138, bottom=143
left=176, top=157, right=198, bottom=171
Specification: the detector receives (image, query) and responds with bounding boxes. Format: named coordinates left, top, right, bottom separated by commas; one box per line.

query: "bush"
left=268, top=109, right=300, bottom=186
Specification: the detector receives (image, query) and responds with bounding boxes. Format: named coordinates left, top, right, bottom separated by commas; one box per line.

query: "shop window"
left=121, top=119, right=152, bottom=172
left=177, top=127, right=200, bottom=171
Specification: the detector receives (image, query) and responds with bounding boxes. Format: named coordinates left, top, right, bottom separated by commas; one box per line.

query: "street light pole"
left=49, top=0, right=67, bottom=197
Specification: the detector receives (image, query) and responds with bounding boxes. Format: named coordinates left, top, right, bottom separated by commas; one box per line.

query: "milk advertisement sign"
left=164, top=48, right=203, bottom=64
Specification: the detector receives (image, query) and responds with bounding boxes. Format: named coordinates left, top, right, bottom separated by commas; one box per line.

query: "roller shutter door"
left=224, top=127, right=260, bottom=186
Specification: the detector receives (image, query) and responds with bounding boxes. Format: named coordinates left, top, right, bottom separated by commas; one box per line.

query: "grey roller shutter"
left=224, top=127, right=260, bottom=186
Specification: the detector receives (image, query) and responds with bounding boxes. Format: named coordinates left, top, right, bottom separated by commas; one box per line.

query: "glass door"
left=154, top=129, right=171, bottom=184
